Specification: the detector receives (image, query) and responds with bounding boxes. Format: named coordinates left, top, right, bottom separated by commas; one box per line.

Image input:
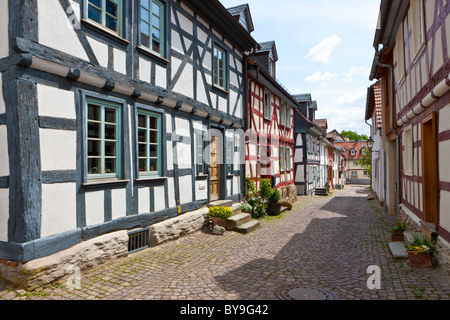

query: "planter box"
left=267, top=203, right=282, bottom=216
left=408, top=251, right=432, bottom=268
left=211, top=217, right=227, bottom=229
left=391, top=232, right=405, bottom=242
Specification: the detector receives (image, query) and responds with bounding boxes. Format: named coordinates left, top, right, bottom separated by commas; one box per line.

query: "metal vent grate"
left=128, top=228, right=150, bottom=254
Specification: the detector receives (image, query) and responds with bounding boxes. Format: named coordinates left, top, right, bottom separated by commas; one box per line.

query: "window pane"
left=152, top=1, right=161, bottom=17
left=141, top=21, right=150, bottom=35
left=139, top=159, right=147, bottom=172
left=152, top=40, right=160, bottom=53
left=149, top=116, right=158, bottom=129
left=141, top=33, right=150, bottom=48
left=105, top=124, right=117, bottom=140
left=150, top=144, right=158, bottom=157
left=141, top=0, right=150, bottom=10
left=88, top=158, right=101, bottom=175
left=88, top=140, right=101, bottom=157
left=105, top=158, right=116, bottom=174
left=152, top=27, right=160, bottom=42
left=89, top=0, right=102, bottom=8
left=106, top=15, right=118, bottom=32
left=149, top=159, right=158, bottom=172
left=88, top=104, right=101, bottom=121
left=141, top=7, right=150, bottom=23
left=88, top=5, right=102, bottom=24
left=152, top=16, right=160, bottom=29
left=105, top=108, right=117, bottom=124
left=138, top=143, right=147, bottom=157
left=106, top=0, right=119, bottom=17
left=138, top=114, right=147, bottom=128
left=105, top=141, right=116, bottom=157
left=88, top=122, right=101, bottom=139
left=138, top=129, right=147, bottom=143
left=150, top=131, right=157, bottom=144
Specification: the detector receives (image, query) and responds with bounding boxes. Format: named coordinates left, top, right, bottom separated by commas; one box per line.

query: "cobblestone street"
left=1, top=185, right=450, bottom=301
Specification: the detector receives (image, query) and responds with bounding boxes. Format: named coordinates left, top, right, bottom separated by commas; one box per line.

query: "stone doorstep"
left=207, top=200, right=233, bottom=208
left=226, top=213, right=252, bottom=231
left=235, top=220, right=261, bottom=235
left=389, top=241, right=408, bottom=258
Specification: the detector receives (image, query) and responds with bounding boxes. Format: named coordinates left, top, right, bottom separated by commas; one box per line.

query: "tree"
left=340, top=130, right=369, bottom=141
left=356, top=148, right=372, bottom=178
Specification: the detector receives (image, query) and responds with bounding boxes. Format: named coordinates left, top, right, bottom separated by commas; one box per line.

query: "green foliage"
left=245, top=176, right=257, bottom=195
left=259, top=179, right=272, bottom=200
left=356, top=147, right=372, bottom=177
left=389, top=221, right=407, bottom=234
left=267, top=188, right=281, bottom=204
left=340, top=130, right=369, bottom=141
left=407, top=233, right=436, bottom=254
left=208, top=206, right=233, bottom=220
left=240, top=203, right=252, bottom=213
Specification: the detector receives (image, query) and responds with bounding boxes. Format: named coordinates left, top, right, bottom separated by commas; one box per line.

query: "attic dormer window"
left=269, top=58, right=275, bottom=77
left=350, top=149, right=356, bottom=156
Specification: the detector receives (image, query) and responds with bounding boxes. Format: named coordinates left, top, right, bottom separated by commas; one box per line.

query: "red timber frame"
left=245, top=75, right=295, bottom=191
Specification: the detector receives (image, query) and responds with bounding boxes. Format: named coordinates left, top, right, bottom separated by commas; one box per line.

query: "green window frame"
left=140, top=0, right=165, bottom=56
left=196, top=132, right=208, bottom=176
left=137, top=109, right=162, bottom=177
left=213, top=43, right=227, bottom=90
left=87, top=0, right=123, bottom=36
left=86, top=97, right=122, bottom=180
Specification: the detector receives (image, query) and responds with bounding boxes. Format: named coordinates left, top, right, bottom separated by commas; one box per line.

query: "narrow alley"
left=1, top=185, right=449, bottom=301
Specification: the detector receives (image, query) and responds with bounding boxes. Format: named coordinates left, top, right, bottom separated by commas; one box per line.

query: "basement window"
left=128, top=228, right=150, bottom=254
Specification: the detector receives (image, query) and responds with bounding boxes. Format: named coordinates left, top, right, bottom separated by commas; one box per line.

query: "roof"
left=227, top=4, right=255, bottom=34
left=365, top=80, right=382, bottom=129
left=334, top=141, right=369, bottom=160
left=293, top=94, right=312, bottom=103
left=316, top=119, right=328, bottom=130
left=256, top=41, right=278, bottom=61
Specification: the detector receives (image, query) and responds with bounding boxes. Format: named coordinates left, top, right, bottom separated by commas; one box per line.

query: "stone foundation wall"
left=280, top=185, right=298, bottom=204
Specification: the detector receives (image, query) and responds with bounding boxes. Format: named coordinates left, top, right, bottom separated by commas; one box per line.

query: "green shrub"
left=268, top=188, right=281, bottom=204
left=208, top=206, right=233, bottom=220
left=260, top=179, right=272, bottom=200
left=389, top=221, right=407, bottom=234
left=240, top=203, right=252, bottom=213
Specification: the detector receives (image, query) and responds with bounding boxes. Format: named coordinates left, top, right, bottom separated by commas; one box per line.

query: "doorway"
left=210, top=135, right=221, bottom=201
left=421, top=112, right=438, bottom=231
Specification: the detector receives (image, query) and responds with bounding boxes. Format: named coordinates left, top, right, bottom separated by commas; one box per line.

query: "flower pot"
left=408, top=251, right=432, bottom=268
left=267, top=203, right=282, bottom=216
left=391, top=232, right=405, bottom=242
left=211, top=217, right=227, bottom=229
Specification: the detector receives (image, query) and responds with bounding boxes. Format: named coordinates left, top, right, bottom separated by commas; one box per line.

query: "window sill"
left=83, top=179, right=130, bottom=189
left=212, top=84, right=229, bottom=95
left=135, top=176, right=168, bottom=183
left=137, top=46, right=170, bottom=66
left=196, top=174, right=209, bottom=180
left=412, top=42, right=426, bottom=64
left=82, top=19, right=130, bottom=46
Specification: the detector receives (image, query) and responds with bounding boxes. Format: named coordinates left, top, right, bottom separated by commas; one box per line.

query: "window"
left=403, top=126, right=413, bottom=176
left=264, top=91, right=272, bottom=120
left=87, top=0, right=123, bottom=35
left=286, top=106, right=292, bottom=128
left=269, top=58, right=275, bottom=77
left=286, top=147, right=292, bottom=171
left=280, top=146, right=286, bottom=172
left=411, top=0, right=425, bottom=60
left=350, top=149, right=356, bottom=156
left=196, top=132, right=207, bottom=175
left=280, top=102, right=286, bottom=127
left=360, top=147, right=367, bottom=155
left=140, top=0, right=165, bottom=56
left=213, top=44, right=227, bottom=90
left=226, top=139, right=234, bottom=175
left=87, top=97, right=122, bottom=179
left=137, top=109, right=162, bottom=176
left=394, top=22, right=405, bottom=83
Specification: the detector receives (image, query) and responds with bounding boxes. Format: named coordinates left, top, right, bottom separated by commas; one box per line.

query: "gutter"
left=373, top=47, right=401, bottom=216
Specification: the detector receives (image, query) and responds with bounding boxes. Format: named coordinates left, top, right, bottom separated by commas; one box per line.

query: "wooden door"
left=421, top=112, right=438, bottom=230
left=210, top=135, right=220, bottom=201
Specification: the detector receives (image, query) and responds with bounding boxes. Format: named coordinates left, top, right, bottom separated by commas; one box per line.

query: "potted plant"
left=407, top=233, right=435, bottom=268
left=266, top=188, right=282, bottom=216
left=208, top=206, right=233, bottom=229
left=240, top=203, right=252, bottom=214
left=389, top=221, right=407, bottom=242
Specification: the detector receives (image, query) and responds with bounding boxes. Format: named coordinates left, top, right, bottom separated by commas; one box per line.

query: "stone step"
left=235, top=220, right=261, bottom=234
left=389, top=241, right=408, bottom=258
left=207, top=200, right=233, bottom=208
left=230, top=203, right=242, bottom=216
left=226, top=213, right=252, bottom=231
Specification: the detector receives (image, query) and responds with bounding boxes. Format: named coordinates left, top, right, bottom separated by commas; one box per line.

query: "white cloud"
left=343, top=66, right=371, bottom=82
left=305, top=71, right=338, bottom=83
left=336, top=90, right=367, bottom=105
left=305, top=35, right=341, bottom=64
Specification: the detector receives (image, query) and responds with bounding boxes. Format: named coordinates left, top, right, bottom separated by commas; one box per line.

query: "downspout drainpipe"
left=365, top=118, right=373, bottom=193
left=374, top=47, right=401, bottom=216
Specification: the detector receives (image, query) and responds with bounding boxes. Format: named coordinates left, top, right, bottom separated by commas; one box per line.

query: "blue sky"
left=220, top=0, right=381, bottom=136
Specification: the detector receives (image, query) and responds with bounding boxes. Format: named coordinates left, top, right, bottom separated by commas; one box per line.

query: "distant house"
left=365, top=80, right=384, bottom=207
left=293, top=95, right=327, bottom=195
left=335, top=141, right=370, bottom=185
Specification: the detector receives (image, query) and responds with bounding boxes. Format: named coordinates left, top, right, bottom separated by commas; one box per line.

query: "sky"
left=219, top=0, right=382, bottom=137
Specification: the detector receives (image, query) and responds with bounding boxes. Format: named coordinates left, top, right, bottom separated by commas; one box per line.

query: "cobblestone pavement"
left=1, top=185, right=450, bottom=301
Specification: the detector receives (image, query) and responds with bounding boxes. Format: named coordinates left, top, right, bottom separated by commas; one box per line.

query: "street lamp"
left=367, top=137, right=374, bottom=151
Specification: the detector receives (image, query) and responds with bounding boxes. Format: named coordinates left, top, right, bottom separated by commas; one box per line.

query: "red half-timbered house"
left=246, top=41, right=297, bottom=202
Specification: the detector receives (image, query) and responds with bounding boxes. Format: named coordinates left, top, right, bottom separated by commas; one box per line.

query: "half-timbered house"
left=370, top=0, right=450, bottom=275
left=293, top=95, right=327, bottom=196
left=245, top=41, right=297, bottom=202
left=0, top=0, right=258, bottom=273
